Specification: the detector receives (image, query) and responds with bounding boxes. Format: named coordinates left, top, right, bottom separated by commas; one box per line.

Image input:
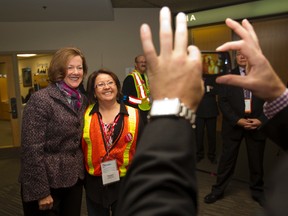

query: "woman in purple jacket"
left=19, top=47, right=88, bottom=216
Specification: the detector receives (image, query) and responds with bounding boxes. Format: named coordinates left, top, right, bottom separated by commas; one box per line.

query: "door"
left=0, top=54, right=21, bottom=148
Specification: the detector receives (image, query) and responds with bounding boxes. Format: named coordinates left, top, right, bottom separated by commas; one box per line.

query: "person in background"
left=82, top=69, right=143, bottom=216
left=19, top=47, right=88, bottom=216
left=204, top=51, right=267, bottom=206
left=78, top=81, right=87, bottom=96
left=122, top=55, right=151, bottom=124
left=116, top=6, right=288, bottom=216
left=196, top=76, right=219, bottom=164
left=23, top=87, right=35, bottom=103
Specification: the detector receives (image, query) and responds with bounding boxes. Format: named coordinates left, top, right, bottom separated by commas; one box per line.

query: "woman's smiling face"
left=94, top=73, right=117, bottom=103
left=63, top=55, right=83, bottom=89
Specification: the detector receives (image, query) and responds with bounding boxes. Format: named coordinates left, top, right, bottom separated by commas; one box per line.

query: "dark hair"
left=86, top=69, right=122, bottom=105
left=134, top=55, right=145, bottom=63
left=48, top=47, right=88, bottom=83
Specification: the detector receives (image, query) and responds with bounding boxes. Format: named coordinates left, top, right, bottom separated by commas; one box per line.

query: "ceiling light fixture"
left=17, top=54, right=37, bottom=57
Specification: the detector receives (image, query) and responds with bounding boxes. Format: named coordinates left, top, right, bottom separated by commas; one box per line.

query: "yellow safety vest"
left=128, top=70, right=151, bottom=111
left=82, top=104, right=139, bottom=177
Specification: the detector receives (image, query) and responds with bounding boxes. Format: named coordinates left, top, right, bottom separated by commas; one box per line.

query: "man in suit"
left=116, top=6, right=288, bottom=216
left=204, top=51, right=267, bottom=206
left=196, top=76, right=219, bottom=163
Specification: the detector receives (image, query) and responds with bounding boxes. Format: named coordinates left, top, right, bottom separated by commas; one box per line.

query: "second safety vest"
left=128, top=70, right=151, bottom=111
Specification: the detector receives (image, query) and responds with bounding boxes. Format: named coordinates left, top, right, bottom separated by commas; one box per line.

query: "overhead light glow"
left=17, top=54, right=37, bottom=57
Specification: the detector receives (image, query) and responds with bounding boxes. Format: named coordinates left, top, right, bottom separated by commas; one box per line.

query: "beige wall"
left=252, top=16, right=288, bottom=84
left=0, top=8, right=160, bottom=84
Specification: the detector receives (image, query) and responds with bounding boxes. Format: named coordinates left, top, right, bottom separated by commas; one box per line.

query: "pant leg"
left=212, top=136, right=242, bottom=195
left=86, top=195, right=110, bottom=216
left=245, top=133, right=265, bottom=196
left=206, top=117, right=217, bottom=159
left=196, top=117, right=205, bottom=158
left=59, top=179, right=83, bottom=216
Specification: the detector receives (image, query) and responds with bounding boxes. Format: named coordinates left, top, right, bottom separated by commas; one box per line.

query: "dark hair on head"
left=134, top=55, right=145, bottom=63
left=86, top=69, right=123, bottom=105
left=48, top=47, right=88, bottom=83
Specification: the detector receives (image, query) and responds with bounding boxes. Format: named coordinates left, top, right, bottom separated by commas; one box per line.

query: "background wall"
left=0, top=8, right=160, bottom=84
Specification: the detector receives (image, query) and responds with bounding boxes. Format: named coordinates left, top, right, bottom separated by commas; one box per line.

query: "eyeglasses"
left=95, top=81, right=115, bottom=89
left=67, top=66, right=83, bottom=72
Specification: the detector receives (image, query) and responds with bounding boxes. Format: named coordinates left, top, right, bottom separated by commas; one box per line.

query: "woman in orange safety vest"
left=82, top=69, right=143, bottom=216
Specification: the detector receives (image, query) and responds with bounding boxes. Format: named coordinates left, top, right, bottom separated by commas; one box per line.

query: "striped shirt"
left=263, top=89, right=288, bottom=119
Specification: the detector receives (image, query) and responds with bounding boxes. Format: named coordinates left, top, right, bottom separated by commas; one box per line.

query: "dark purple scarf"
left=57, top=81, right=82, bottom=111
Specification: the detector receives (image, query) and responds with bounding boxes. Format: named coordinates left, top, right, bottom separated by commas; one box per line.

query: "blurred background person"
left=23, top=87, right=35, bottom=103
left=196, top=76, right=219, bottom=164
left=122, top=55, right=151, bottom=124
left=20, top=47, right=88, bottom=216
left=82, top=69, right=143, bottom=216
left=204, top=51, right=267, bottom=207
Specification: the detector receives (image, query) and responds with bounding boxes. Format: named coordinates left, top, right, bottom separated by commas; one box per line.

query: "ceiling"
left=0, top=0, right=258, bottom=22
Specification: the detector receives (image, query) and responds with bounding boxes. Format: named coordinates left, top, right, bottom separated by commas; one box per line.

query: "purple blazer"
left=19, top=84, right=87, bottom=202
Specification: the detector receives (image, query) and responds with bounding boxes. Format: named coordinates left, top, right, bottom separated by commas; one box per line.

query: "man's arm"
left=116, top=7, right=203, bottom=216
left=117, top=118, right=197, bottom=215
left=122, top=75, right=137, bottom=107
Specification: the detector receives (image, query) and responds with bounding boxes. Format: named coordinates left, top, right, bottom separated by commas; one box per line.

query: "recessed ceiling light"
left=17, top=54, right=37, bottom=57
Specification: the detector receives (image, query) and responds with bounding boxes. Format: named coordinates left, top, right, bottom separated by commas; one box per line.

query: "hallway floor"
left=0, top=148, right=265, bottom=216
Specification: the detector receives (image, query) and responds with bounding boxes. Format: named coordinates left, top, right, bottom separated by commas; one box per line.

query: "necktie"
left=242, top=70, right=251, bottom=98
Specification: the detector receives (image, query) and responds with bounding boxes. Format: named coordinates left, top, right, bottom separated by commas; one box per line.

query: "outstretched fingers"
left=140, top=23, right=157, bottom=73
left=159, top=7, right=173, bottom=58
left=174, top=12, right=188, bottom=54
left=216, top=74, right=249, bottom=89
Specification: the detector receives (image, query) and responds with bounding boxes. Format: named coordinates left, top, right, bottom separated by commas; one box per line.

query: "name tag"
left=245, top=99, right=252, bottom=113
left=100, top=159, right=120, bottom=185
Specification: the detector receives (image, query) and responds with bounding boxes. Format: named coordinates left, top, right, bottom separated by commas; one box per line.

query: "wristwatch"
left=148, top=98, right=196, bottom=128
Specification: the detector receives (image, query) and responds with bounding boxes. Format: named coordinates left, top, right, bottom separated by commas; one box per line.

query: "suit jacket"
left=196, top=76, right=219, bottom=118
left=122, top=75, right=138, bottom=108
left=116, top=118, right=197, bottom=216
left=219, top=66, right=267, bottom=139
left=19, top=84, right=87, bottom=202
left=261, top=106, right=288, bottom=216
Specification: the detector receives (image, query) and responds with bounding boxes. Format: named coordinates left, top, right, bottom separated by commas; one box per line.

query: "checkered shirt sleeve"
left=263, top=89, right=288, bottom=119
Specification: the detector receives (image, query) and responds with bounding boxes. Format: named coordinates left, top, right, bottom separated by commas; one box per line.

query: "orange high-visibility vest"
left=82, top=105, right=139, bottom=177
left=128, top=70, right=151, bottom=111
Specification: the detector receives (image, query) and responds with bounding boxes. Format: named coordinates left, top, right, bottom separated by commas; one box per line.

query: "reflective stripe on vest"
left=119, top=106, right=136, bottom=175
left=128, top=70, right=151, bottom=111
left=82, top=104, right=138, bottom=177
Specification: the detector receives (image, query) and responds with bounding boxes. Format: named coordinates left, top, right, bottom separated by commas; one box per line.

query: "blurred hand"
left=245, top=118, right=262, bottom=130
left=216, top=18, right=285, bottom=102
left=38, top=195, right=53, bottom=211
left=237, top=118, right=261, bottom=130
left=140, top=7, right=204, bottom=110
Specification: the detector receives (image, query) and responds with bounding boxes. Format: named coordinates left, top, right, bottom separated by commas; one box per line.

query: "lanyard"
left=99, top=114, right=120, bottom=152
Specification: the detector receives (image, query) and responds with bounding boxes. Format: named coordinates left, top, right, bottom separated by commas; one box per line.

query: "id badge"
left=100, top=159, right=120, bottom=185
left=245, top=99, right=252, bottom=113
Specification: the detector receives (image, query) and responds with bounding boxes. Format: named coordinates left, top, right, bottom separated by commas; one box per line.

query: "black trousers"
left=22, top=179, right=83, bottom=216
left=212, top=131, right=265, bottom=197
left=196, top=116, right=217, bottom=159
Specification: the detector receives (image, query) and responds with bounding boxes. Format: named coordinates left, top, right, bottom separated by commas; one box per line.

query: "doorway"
left=0, top=54, right=21, bottom=148
left=0, top=53, right=53, bottom=148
